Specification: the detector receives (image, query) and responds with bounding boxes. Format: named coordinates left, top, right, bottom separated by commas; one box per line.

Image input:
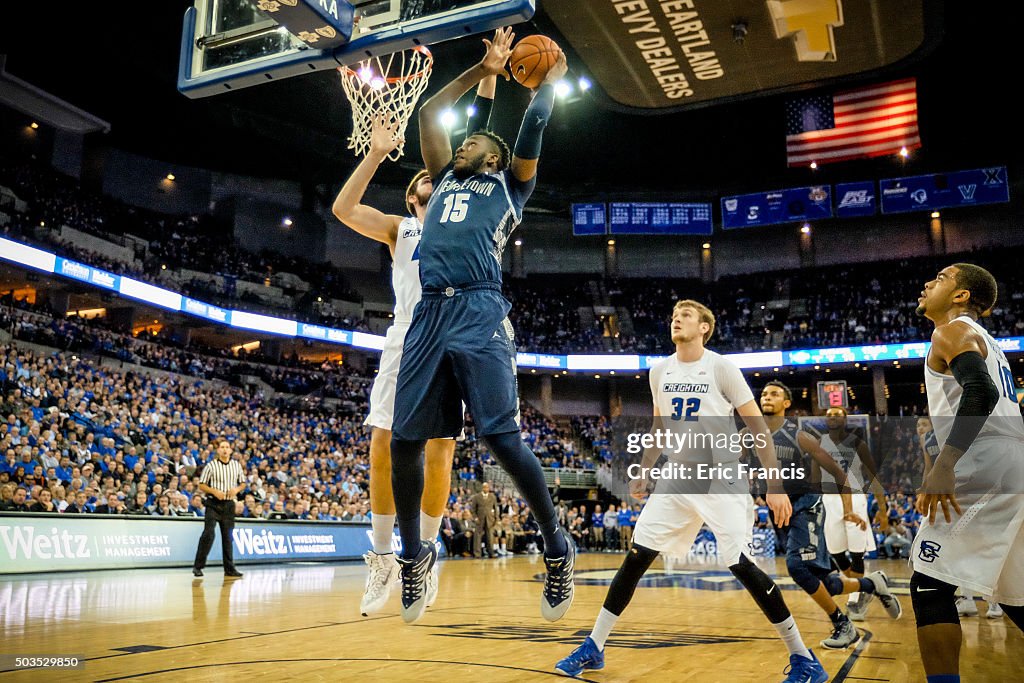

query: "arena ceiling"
left=0, top=1, right=1019, bottom=197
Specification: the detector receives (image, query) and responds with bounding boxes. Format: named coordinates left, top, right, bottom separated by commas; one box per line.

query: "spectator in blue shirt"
left=591, top=505, right=605, bottom=549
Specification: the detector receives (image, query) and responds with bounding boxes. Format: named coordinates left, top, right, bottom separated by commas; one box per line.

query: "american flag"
left=785, top=78, right=920, bottom=167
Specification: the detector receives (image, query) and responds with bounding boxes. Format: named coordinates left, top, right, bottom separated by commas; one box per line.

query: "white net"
left=339, top=46, right=433, bottom=161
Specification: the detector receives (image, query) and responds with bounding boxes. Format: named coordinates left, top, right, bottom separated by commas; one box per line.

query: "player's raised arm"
left=465, top=75, right=497, bottom=135
left=419, top=28, right=514, bottom=178
left=332, top=114, right=404, bottom=250
left=917, top=321, right=997, bottom=522
left=736, top=400, right=792, bottom=527
left=509, top=50, right=567, bottom=183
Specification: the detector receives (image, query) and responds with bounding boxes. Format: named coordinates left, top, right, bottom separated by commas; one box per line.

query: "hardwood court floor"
left=1, top=554, right=1020, bottom=682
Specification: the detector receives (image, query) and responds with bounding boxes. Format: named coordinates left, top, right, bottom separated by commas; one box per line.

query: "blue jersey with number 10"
left=419, top=162, right=534, bottom=289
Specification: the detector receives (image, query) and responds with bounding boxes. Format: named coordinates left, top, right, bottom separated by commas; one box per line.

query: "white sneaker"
left=425, top=562, right=439, bottom=608
left=955, top=595, right=978, bottom=617
left=986, top=601, right=1004, bottom=619
left=360, top=551, right=399, bottom=616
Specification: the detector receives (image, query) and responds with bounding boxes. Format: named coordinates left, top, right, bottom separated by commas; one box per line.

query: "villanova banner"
left=880, top=166, right=1010, bottom=214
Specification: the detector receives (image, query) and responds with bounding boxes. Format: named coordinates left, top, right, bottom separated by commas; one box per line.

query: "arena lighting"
left=161, top=264, right=167, bottom=270
left=578, top=76, right=591, bottom=91
left=607, top=239, right=616, bottom=246
left=554, top=80, right=572, bottom=98
left=466, top=104, right=477, bottom=117
left=809, top=161, right=817, bottom=169
left=899, top=146, right=910, bottom=158
left=931, top=211, right=941, bottom=218
left=801, top=224, right=811, bottom=234
left=440, top=109, right=457, bottom=128
left=282, top=217, right=293, bottom=227
left=165, top=173, right=175, bottom=181
left=702, top=242, right=711, bottom=249
left=514, top=239, right=522, bottom=246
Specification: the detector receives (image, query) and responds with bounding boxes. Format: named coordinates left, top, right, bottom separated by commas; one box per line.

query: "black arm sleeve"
left=465, top=94, right=494, bottom=135
left=945, top=351, right=1000, bottom=451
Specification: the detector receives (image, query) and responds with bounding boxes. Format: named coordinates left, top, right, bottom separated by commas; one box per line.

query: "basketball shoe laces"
left=363, top=552, right=392, bottom=601
left=401, top=549, right=431, bottom=605
left=543, top=549, right=574, bottom=606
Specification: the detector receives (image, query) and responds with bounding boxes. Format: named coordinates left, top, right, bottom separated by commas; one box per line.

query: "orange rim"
left=339, top=45, right=432, bottom=84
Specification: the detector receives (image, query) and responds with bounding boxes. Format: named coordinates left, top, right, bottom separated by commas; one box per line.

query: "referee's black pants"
left=194, top=498, right=237, bottom=573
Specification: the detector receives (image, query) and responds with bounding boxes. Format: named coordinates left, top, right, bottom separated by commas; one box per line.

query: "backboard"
left=178, top=0, right=536, bottom=98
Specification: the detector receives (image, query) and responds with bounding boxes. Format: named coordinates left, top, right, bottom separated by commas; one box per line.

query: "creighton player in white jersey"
left=331, top=80, right=494, bottom=617
left=555, top=300, right=828, bottom=683
left=911, top=263, right=1024, bottom=681
left=811, top=406, right=890, bottom=621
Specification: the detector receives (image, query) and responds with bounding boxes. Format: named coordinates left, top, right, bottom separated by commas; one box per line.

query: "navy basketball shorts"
left=787, top=493, right=833, bottom=574
left=392, top=283, right=520, bottom=441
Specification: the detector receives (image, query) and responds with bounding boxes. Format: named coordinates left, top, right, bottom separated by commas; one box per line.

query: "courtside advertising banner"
left=0, top=515, right=374, bottom=574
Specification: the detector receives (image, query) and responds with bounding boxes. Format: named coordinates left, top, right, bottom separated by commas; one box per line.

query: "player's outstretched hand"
left=916, top=461, right=961, bottom=523
left=481, top=27, right=514, bottom=80
left=541, top=49, right=568, bottom=86
left=368, top=113, right=403, bottom=158
left=766, top=492, right=792, bottom=527
left=628, top=476, right=650, bottom=501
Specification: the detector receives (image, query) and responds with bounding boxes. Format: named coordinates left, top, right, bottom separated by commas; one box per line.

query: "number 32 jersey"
left=648, top=350, right=755, bottom=462
left=419, top=163, right=534, bottom=290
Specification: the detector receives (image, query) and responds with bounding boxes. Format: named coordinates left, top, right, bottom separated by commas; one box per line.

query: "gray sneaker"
left=821, top=617, right=860, bottom=649
left=846, top=591, right=871, bottom=622
left=867, top=570, right=902, bottom=619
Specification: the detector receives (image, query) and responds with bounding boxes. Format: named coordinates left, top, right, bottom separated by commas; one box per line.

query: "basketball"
left=510, top=35, right=561, bottom=89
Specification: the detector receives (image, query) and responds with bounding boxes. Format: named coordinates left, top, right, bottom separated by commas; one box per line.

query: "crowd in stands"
left=504, top=279, right=607, bottom=354
left=0, top=162, right=365, bottom=318
left=612, top=246, right=1024, bottom=355
left=1, top=294, right=367, bottom=401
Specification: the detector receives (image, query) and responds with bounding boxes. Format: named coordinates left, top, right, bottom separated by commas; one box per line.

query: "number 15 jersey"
left=419, top=162, right=534, bottom=290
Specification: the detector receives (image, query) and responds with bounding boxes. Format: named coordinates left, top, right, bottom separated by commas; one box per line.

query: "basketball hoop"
left=339, top=46, right=433, bottom=161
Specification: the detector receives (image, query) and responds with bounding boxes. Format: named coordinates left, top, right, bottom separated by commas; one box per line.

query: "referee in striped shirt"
left=192, top=438, right=246, bottom=578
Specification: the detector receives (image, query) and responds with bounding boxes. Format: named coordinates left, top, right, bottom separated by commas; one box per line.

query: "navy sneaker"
left=541, top=529, right=575, bottom=621
left=555, top=636, right=604, bottom=677
left=396, top=540, right=437, bottom=624
left=781, top=650, right=828, bottom=683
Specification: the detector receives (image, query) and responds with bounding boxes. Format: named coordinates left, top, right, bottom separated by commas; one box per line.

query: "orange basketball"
left=510, top=35, right=561, bottom=89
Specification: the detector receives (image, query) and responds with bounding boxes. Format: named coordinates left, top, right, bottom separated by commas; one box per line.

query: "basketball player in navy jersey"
left=757, top=381, right=901, bottom=650
left=387, top=28, right=574, bottom=624
left=332, top=78, right=496, bottom=616
left=912, top=264, right=1024, bottom=682
left=555, top=301, right=827, bottom=683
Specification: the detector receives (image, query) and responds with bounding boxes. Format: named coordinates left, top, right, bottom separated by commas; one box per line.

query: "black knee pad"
left=786, top=556, right=823, bottom=595
left=602, top=543, right=659, bottom=616
left=910, top=572, right=958, bottom=627
left=731, top=554, right=790, bottom=623
left=822, top=573, right=845, bottom=596
left=849, top=552, right=865, bottom=575
left=831, top=552, right=851, bottom=572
